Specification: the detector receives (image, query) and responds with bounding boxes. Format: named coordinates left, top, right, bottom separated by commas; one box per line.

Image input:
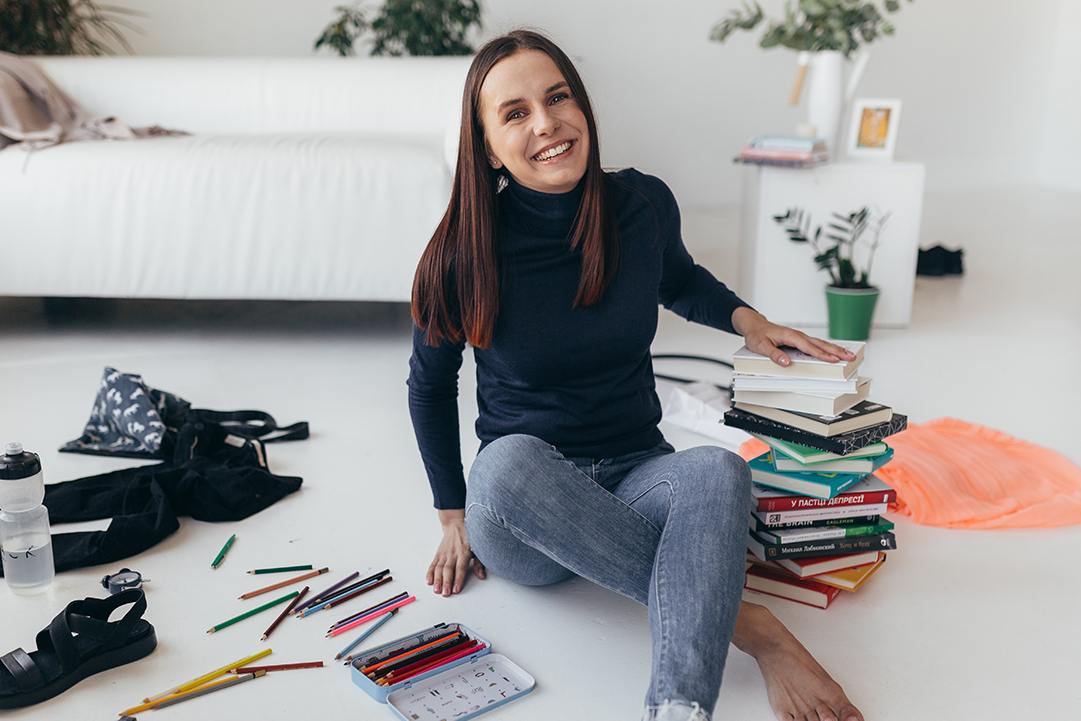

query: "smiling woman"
left=406, top=29, right=865, bottom=721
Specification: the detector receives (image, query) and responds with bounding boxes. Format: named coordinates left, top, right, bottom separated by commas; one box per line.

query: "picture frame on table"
left=844, top=98, right=902, bottom=162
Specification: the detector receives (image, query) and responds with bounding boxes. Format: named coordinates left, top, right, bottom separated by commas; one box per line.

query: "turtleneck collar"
left=500, top=173, right=587, bottom=239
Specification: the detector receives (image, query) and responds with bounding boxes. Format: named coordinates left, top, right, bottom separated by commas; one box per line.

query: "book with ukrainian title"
left=752, top=475, right=897, bottom=512
left=747, top=530, right=897, bottom=562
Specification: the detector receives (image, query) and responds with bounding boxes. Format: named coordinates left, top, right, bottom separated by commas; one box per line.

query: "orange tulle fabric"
left=738, top=417, right=1081, bottom=529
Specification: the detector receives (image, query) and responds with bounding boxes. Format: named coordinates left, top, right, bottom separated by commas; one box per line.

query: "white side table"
left=739, top=162, right=926, bottom=328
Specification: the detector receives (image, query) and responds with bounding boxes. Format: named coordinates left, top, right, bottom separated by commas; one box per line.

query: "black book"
left=747, top=530, right=897, bottom=562
left=724, top=408, right=908, bottom=455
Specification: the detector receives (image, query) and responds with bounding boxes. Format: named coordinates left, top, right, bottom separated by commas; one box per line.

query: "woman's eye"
left=507, top=110, right=524, bottom=121
left=550, top=93, right=568, bottom=104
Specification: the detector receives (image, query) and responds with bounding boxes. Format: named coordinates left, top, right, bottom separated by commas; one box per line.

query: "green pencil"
left=207, top=591, right=299, bottom=634
left=248, top=565, right=313, bottom=575
left=211, top=534, right=236, bottom=569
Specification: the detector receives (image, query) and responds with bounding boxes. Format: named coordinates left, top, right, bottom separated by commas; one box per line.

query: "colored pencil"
left=380, top=645, right=478, bottom=685
left=376, top=639, right=479, bottom=682
left=261, top=586, right=308, bottom=641
left=208, top=591, right=298, bottom=633
left=231, top=661, right=323, bottom=673
left=123, top=676, right=247, bottom=716
left=238, top=567, right=328, bottom=600
left=328, top=596, right=415, bottom=637
left=327, top=592, right=408, bottom=633
left=295, top=577, right=393, bottom=618
left=211, top=534, right=236, bottom=569
left=291, top=570, right=362, bottom=614
left=140, top=648, right=272, bottom=704
left=293, top=577, right=381, bottom=618
left=363, top=634, right=469, bottom=679
left=358, top=628, right=461, bottom=674
left=328, top=591, right=409, bottom=629
left=153, top=670, right=265, bottom=709
left=248, top=565, right=313, bottom=575
left=337, top=608, right=399, bottom=661
left=293, top=568, right=390, bottom=614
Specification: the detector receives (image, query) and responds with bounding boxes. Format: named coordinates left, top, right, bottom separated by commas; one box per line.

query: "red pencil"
left=231, top=661, right=323, bottom=673
left=261, top=586, right=308, bottom=641
left=377, top=640, right=479, bottom=682
left=379, top=644, right=480, bottom=685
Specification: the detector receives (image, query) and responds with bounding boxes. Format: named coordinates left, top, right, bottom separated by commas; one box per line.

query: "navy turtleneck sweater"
left=407, top=169, right=750, bottom=509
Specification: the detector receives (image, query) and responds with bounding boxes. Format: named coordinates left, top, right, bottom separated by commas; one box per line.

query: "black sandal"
left=0, top=589, right=156, bottom=709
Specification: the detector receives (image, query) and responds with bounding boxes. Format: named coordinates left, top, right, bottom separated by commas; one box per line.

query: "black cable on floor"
left=652, top=353, right=734, bottom=394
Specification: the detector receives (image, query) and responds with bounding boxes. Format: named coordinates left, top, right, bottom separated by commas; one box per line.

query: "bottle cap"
left=0, top=443, right=42, bottom=480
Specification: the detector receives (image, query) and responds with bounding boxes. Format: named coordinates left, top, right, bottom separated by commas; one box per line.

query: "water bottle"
left=0, top=443, right=55, bottom=594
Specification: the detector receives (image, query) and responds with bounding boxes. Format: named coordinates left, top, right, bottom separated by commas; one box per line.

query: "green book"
left=753, top=433, right=887, bottom=464
left=748, top=452, right=866, bottom=500
left=752, top=517, right=895, bottom=545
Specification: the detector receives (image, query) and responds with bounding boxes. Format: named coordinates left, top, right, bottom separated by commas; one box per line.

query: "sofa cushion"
left=0, top=132, right=450, bottom=301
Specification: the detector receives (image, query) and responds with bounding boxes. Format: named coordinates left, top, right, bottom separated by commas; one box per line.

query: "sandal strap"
left=1, top=648, right=45, bottom=692
left=68, top=590, right=148, bottom=653
left=34, top=590, right=149, bottom=673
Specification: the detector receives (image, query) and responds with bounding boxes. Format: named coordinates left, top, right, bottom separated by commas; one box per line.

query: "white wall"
left=110, top=0, right=1077, bottom=205
left=1038, top=0, right=1081, bottom=192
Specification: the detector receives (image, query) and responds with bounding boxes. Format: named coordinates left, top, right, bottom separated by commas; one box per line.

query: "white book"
left=733, top=378, right=871, bottom=416
left=731, top=341, right=865, bottom=380
left=732, top=374, right=861, bottom=393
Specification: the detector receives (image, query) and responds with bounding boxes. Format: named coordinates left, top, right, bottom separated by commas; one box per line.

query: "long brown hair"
left=411, top=29, right=617, bottom=348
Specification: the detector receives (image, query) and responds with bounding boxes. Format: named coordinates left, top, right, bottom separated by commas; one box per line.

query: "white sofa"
left=0, top=56, right=472, bottom=302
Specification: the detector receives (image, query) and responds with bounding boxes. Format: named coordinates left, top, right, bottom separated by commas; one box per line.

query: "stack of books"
left=723, top=342, right=907, bottom=609
left=735, top=135, right=829, bottom=168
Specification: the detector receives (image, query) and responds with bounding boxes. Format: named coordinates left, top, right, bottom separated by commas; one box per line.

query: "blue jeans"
left=464, top=434, right=751, bottom=712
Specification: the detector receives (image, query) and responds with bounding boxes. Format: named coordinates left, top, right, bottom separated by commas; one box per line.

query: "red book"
left=753, top=475, right=896, bottom=512
left=744, top=565, right=841, bottom=609
left=775, top=550, right=884, bottom=579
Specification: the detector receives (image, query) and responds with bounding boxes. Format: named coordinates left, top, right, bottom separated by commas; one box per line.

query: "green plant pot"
left=824, top=286, right=880, bottom=341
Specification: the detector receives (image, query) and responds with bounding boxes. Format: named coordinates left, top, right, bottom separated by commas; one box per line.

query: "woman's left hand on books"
left=731, top=308, right=856, bottom=367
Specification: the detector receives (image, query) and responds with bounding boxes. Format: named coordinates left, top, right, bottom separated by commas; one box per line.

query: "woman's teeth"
left=534, top=141, right=572, bottom=161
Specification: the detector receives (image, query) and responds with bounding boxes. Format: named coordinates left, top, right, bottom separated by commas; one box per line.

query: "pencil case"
left=350, top=622, right=535, bottom=720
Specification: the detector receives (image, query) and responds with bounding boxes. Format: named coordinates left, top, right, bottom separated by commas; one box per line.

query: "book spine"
left=756, top=488, right=897, bottom=512
left=751, top=532, right=897, bottom=560
left=740, top=148, right=816, bottom=161
left=724, top=410, right=908, bottom=455
left=758, top=521, right=894, bottom=545
left=750, top=514, right=880, bottom=534
left=755, top=503, right=889, bottom=525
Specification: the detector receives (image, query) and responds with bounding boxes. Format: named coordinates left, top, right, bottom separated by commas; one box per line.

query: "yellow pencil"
left=138, top=648, right=272, bottom=704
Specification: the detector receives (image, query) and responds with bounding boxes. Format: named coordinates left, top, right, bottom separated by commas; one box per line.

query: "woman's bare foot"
left=731, top=602, right=864, bottom=721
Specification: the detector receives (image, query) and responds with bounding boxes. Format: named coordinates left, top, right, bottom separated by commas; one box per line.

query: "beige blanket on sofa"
left=0, top=51, right=182, bottom=151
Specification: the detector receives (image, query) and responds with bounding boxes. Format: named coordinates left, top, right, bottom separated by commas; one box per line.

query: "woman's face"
left=478, top=50, right=590, bottom=195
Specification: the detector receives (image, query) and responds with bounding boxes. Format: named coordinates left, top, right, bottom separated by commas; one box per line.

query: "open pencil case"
left=350, top=622, right=534, bottom=720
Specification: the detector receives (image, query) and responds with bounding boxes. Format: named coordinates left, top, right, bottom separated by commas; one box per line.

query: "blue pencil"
left=336, top=607, right=399, bottom=661
left=295, top=576, right=384, bottom=618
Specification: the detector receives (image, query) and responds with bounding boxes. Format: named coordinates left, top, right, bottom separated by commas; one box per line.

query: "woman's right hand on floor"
left=427, top=508, right=486, bottom=597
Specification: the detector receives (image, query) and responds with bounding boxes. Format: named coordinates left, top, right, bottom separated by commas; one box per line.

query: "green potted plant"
left=0, top=0, right=139, bottom=55
left=710, top=0, right=911, bottom=153
left=315, top=0, right=482, bottom=57
left=773, top=205, right=890, bottom=340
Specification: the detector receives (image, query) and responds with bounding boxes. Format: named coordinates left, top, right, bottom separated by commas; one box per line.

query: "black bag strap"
left=189, top=409, right=309, bottom=443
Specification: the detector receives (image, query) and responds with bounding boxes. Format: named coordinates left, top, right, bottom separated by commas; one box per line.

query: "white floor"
left=1, top=186, right=1079, bottom=721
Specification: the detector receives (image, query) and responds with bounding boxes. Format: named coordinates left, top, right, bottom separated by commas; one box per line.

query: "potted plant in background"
left=315, top=0, right=481, bottom=56
left=0, top=0, right=140, bottom=55
left=773, top=205, right=890, bottom=340
left=710, top=0, right=911, bottom=154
